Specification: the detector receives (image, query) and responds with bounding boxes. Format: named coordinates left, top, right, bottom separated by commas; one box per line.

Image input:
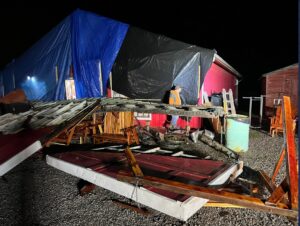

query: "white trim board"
left=0, top=141, right=42, bottom=176
left=46, top=155, right=242, bottom=221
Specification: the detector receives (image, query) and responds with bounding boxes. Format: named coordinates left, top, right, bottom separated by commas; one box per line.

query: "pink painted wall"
left=201, top=62, right=237, bottom=98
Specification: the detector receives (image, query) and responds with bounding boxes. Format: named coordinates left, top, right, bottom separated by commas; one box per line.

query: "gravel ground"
left=0, top=129, right=297, bottom=225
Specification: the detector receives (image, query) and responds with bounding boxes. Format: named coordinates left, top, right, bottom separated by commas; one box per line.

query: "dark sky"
left=0, top=1, right=298, bottom=96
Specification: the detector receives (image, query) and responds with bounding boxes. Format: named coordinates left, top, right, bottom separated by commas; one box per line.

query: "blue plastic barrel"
left=225, top=115, right=250, bottom=152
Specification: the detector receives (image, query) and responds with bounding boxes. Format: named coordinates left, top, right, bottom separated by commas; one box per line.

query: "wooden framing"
left=114, top=96, right=298, bottom=220
left=117, top=174, right=297, bottom=219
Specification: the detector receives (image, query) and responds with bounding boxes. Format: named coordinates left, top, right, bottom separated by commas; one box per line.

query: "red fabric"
left=0, top=128, right=51, bottom=164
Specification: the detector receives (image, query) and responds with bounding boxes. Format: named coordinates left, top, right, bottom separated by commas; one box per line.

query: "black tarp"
left=112, top=27, right=216, bottom=105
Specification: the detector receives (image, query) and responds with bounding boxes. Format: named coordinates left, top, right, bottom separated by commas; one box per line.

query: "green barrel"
left=225, top=115, right=250, bottom=152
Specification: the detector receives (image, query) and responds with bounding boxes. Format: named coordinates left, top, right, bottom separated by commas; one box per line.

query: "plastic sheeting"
left=0, top=9, right=128, bottom=100
left=0, top=16, right=72, bottom=100
left=71, top=10, right=128, bottom=98
left=112, top=27, right=216, bottom=105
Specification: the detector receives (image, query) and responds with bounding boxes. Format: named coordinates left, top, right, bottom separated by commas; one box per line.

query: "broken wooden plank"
left=258, top=170, right=276, bottom=193
left=271, top=147, right=286, bottom=183
left=117, top=173, right=298, bottom=219
left=204, top=201, right=244, bottom=208
left=124, top=146, right=144, bottom=177
left=266, top=179, right=289, bottom=207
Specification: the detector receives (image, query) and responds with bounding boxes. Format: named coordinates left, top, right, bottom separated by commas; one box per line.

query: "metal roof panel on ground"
left=0, top=99, right=99, bottom=176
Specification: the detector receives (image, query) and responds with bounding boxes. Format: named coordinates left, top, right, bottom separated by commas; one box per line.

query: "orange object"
left=269, top=105, right=283, bottom=137
left=269, top=104, right=296, bottom=137
left=169, top=90, right=181, bottom=105
left=0, top=89, right=27, bottom=104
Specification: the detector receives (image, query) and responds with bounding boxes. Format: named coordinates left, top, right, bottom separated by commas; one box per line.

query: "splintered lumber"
left=94, top=125, right=139, bottom=145
left=271, top=147, right=286, bottom=183
left=124, top=146, right=144, bottom=177
left=104, top=112, right=134, bottom=134
left=117, top=174, right=298, bottom=219
left=42, top=100, right=100, bottom=146
left=266, top=179, right=289, bottom=206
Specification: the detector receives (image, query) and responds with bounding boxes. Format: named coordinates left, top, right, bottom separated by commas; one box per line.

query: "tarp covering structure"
left=0, top=9, right=128, bottom=100
left=112, top=27, right=216, bottom=105
left=71, top=11, right=128, bottom=99
left=0, top=9, right=216, bottom=104
left=1, top=16, right=72, bottom=100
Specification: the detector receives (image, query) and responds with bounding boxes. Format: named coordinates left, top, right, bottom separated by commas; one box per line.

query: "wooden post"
left=124, top=146, right=143, bottom=177
left=1, top=84, right=4, bottom=97
left=259, top=95, right=264, bottom=127
left=55, top=66, right=59, bottom=84
left=117, top=173, right=298, bottom=219
left=98, top=61, right=103, bottom=96
left=12, top=73, right=16, bottom=89
left=1, top=76, right=4, bottom=97
left=66, top=127, right=75, bottom=145
left=282, top=96, right=298, bottom=210
left=249, top=97, right=252, bottom=126
left=197, top=65, right=201, bottom=99
left=109, top=72, right=113, bottom=98
left=271, top=147, right=286, bottom=183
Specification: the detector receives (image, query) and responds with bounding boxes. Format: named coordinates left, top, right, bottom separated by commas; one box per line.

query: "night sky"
left=0, top=1, right=298, bottom=100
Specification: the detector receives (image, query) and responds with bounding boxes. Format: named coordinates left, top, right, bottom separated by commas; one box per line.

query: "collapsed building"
left=0, top=9, right=297, bottom=223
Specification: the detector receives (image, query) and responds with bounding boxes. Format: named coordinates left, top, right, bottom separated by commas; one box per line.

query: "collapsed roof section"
left=0, top=97, right=224, bottom=176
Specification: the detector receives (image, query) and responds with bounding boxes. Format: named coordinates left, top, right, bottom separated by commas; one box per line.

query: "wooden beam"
left=259, top=171, right=289, bottom=207
left=197, top=65, right=201, bottom=99
left=66, top=127, right=75, bottom=145
left=204, top=201, right=244, bottom=208
left=282, top=96, right=298, bottom=210
left=41, top=100, right=101, bottom=146
left=124, top=147, right=144, bottom=177
left=258, top=170, right=276, bottom=193
left=266, top=179, right=289, bottom=206
left=271, top=147, right=286, bottom=183
left=117, top=173, right=298, bottom=219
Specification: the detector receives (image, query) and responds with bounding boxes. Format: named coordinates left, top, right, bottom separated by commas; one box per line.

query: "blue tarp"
left=71, top=10, right=128, bottom=98
left=0, top=9, right=221, bottom=104
left=0, top=9, right=129, bottom=100
left=0, top=16, right=72, bottom=100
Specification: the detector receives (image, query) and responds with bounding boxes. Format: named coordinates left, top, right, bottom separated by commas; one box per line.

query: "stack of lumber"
left=104, top=112, right=134, bottom=134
